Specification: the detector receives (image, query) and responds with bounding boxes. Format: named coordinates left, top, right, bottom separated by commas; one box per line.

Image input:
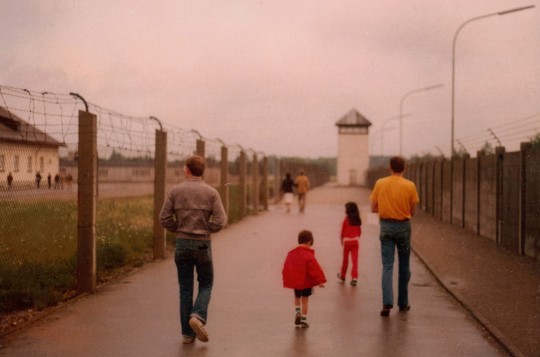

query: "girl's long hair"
left=345, top=201, right=362, bottom=226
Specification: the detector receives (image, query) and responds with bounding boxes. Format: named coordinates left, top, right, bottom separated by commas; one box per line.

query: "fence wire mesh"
left=0, top=84, right=330, bottom=321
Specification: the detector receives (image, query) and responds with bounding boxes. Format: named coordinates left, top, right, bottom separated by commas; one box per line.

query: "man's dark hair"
left=298, top=230, right=314, bottom=245
left=390, top=156, right=405, bottom=173
left=185, top=155, right=205, bottom=177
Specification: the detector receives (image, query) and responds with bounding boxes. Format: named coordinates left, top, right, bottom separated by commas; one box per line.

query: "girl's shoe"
left=337, top=273, right=345, bottom=283
left=350, top=279, right=357, bottom=286
left=296, top=321, right=309, bottom=328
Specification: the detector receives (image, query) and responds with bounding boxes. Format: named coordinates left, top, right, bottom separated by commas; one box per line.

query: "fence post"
left=495, top=146, right=505, bottom=245
left=461, top=154, right=469, bottom=229
left=220, top=145, right=229, bottom=217
left=262, top=156, right=268, bottom=210
left=153, top=129, right=167, bottom=260
left=77, top=110, right=97, bottom=294
left=239, top=150, right=247, bottom=218
left=252, top=153, right=259, bottom=215
left=476, top=150, right=482, bottom=236
left=274, top=157, right=280, bottom=204
left=196, top=139, right=205, bottom=158
left=519, top=142, right=530, bottom=256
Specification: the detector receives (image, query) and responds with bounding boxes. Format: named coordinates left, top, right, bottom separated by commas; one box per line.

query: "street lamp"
left=380, top=114, right=411, bottom=156
left=450, top=5, right=535, bottom=157
left=399, top=84, right=444, bottom=156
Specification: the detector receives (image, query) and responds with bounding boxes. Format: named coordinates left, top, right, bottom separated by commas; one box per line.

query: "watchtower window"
left=339, top=126, right=368, bottom=135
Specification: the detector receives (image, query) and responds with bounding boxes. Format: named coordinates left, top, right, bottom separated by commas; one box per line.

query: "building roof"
left=335, top=108, right=372, bottom=127
left=0, top=106, right=63, bottom=147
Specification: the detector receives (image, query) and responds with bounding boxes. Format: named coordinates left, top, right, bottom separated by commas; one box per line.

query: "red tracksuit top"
left=340, top=217, right=362, bottom=244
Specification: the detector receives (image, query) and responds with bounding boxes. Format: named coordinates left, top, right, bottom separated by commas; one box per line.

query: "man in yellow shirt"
left=370, top=157, right=419, bottom=317
left=294, top=170, right=310, bottom=213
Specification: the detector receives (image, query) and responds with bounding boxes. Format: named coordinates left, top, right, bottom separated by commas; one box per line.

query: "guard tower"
left=335, top=109, right=372, bottom=186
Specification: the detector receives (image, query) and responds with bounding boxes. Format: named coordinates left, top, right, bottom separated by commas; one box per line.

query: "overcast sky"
left=1, top=0, right=539, bottom=158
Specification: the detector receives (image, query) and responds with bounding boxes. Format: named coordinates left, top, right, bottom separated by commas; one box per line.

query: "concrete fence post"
left=495, top=146, right=505, bottom=245
left=461, top=154, right=469, bottom=229
left=220, top=145, right=229, bottom=217
left=274, top=157, right=280, bottom=204
left=252, top=153, right=259, bottom=215
left=518, top=142, right=531, bottom=256
left=476, top=150, right=483, bottom=236
left=239, top=150, right=247, bottom=218
left=262, top=156, right=268, bottom=210
left=153, top=129, right=167, bottom=260
left=77, top=110, right=97, bottom=294
left=196, top=139, right=205, bottom=158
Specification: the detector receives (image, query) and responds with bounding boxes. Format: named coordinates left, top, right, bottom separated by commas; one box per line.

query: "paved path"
left=0, top=185, right=511, bottom=356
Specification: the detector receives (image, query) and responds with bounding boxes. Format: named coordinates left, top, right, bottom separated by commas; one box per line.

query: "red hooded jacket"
left=282, top=246, right=326, bottom=290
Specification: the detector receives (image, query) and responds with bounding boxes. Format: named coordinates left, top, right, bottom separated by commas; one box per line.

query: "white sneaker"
left=189, top=317, right=209, bottom=342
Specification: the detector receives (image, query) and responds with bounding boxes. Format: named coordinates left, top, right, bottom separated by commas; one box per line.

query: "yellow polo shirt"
left=370, top=175, right=419, bottom=220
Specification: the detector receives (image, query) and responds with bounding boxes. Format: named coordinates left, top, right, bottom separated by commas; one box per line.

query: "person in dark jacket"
left=280, top=172, right=295, bottom=212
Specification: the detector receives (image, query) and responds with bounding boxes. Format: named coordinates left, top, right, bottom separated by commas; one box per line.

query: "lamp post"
left=399, top=84, right=444, bottom=156
left=451, top=5, right=534, bottom=157
left=380, top=114, right=412, bottom=156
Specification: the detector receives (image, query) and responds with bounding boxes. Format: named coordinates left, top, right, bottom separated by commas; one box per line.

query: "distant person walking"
left=47, top=173, right=52, bottom=189
left=160, top=155, right=228, bottom=344
left=337, top=202, right=362, bottom=286
left=280, top=172, right=295, bottom=213
left=370, top=156, right=419, bottom=317
left=7, top=172, right=13, bottom=189
left=282, top=230, right=326, bottom=328
left=35, top=172, right=42, bottom=189
left=294, top=170, right=310, bottom=213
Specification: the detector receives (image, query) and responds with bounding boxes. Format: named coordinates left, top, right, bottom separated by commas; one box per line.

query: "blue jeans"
left=175, top=238, right=213, bottom=337
left=380, top=220, right=411, bottom=308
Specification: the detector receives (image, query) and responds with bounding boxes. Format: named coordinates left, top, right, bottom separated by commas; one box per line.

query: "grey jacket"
left=160, top=178, right=227, bottom=239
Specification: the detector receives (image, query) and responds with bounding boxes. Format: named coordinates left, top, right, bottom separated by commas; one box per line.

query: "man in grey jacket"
left=160, top=155, right=227, bottom=344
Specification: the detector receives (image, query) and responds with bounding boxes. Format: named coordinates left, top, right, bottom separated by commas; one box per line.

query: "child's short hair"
left=298, top=230, right=314, bottom=245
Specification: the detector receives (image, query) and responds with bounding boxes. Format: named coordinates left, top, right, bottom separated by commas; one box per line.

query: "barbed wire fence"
left=0, top=84, right=328, bottom=322
left=454, top=113, right=540, bottom=155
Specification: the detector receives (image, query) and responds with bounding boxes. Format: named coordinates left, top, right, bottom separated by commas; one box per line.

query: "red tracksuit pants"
left=340, top=241, right=359, bottom=279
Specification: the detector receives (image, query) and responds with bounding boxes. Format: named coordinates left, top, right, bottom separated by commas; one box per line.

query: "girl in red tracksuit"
left=282, top=230, right=326, bottom=328
left=337, top=202, right=362, bottom=286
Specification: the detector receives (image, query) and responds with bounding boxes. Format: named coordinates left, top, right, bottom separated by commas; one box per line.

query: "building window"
left=98, top=168, right=108, bottom=177
left=0, top=155, right=4, bottom=172
left=133, top=168, right=150, bottom=177
left=14, top=155, right=19, bottom=172
left=27, top=156, right=33, bottom=173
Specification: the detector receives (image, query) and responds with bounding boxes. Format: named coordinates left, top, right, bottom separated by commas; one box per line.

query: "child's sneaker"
left=298, top=321, right=310, bottom=328
left=337, top=273, right=345, bottom=283
left=294, top=312, right=302, bottom=326
left=350, top=279, right=357, bottom=286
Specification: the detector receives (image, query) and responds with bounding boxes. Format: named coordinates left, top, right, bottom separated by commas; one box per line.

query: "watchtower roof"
left=335, top=108, right=372, bottom=127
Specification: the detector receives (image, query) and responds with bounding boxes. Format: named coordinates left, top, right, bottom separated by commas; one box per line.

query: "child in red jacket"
left=337, top=202, right=362, bottom=286
left=282, top=230, right=326, bottom=328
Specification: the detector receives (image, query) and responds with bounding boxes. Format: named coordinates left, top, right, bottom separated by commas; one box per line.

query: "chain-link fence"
left=0, top=85, right=330, bottom=320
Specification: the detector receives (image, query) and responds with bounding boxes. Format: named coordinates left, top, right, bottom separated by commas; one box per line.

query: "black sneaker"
left=399, top=305, right=411, bottom=312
